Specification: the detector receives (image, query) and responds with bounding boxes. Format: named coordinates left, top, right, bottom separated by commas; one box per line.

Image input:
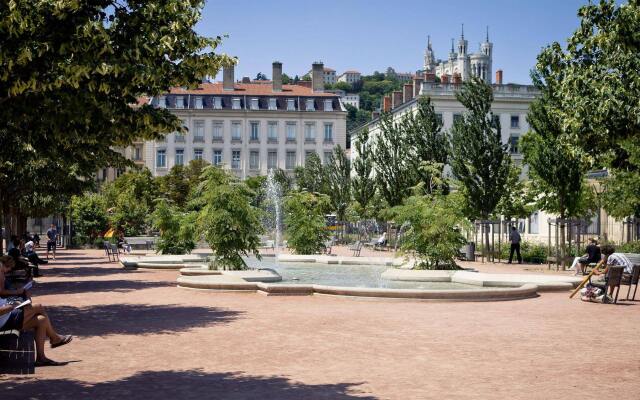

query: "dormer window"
left=175, top=96, right=184, bottom=109
left=214, top=97, right=222, bottom=109
left=286, top=99, right=295, bottom=111
left=324, top=99, right=333, bottom=112
left=268, top=98, right=277, bottom=110
left=250, top=98, right=259, bottom=110
left=306, top=99, right=315, bottom=111
left=232, top=98, right=241, bottom=110
left=194, top=96, right=203, bottom=109
left=158, top=96, right=166, bottom=108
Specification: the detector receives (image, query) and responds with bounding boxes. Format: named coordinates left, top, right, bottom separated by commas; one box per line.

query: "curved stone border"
left=177, top=275, right=538, bottom=302
left=277, top=254, right=401, bottom=266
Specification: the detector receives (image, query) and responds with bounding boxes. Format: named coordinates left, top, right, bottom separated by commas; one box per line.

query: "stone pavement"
left=1, top=248, right=639, bottom=399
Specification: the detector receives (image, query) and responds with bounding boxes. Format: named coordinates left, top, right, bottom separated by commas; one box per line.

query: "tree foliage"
left=152, top=199, right=197, bottom=255
left=284, top=191, right=330, bottom=254
left=70, top=194, right=108, bottom=241
left=325, top=146, right=351, bottom=222
left=294, top=153, right=327, bottom=193
left=352, top=129, right=376, bottom=216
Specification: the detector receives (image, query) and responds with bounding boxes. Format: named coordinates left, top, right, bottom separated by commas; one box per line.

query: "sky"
left=198, top=0, right=591, bottom=85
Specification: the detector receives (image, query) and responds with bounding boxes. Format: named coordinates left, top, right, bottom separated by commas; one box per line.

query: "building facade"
left=141, top=62, right=346, bottom=178
left=338, top=70, right=361, bottom=84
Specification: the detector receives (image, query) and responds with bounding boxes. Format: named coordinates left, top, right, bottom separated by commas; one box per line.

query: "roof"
left=323, top=67, right=336, bottom=72
left=342, top=70, right=361, bottom=74
left=168, top=82, right=337, bottom=97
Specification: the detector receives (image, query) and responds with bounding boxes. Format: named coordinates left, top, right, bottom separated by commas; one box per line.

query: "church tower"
left=457, top=24, right=470, bottom=80
left=480, top=26, right=493, bottom=84
left=423, top=35, right=436, bottom=73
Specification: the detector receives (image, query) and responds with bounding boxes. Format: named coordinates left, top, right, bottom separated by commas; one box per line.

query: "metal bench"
left=103, top=242, right=119, bottom=262
left=349, top=241, right=363, bottom=257
left=0, top=329, right=35, bottom=374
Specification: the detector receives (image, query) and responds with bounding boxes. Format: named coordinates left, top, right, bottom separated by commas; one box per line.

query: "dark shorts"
left=47, top=240, right=56, bottom=251
left=0, top=308, right=24, bottom=331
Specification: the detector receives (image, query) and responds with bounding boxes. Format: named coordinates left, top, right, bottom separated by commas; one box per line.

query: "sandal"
left=35, top=358, right=65, bottom=367
left=51, top=335, right=73, bottom=349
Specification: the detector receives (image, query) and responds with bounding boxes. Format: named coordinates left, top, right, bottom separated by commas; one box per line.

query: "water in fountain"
left=265, top=169, right=283, bottom=255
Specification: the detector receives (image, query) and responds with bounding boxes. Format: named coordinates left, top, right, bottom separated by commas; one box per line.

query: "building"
left=327, top=89, right=360, bottom=109
left=424, top=26, right=493, bottom=84
left=141, top=61, right=346, bottom=178
left=338, top=70, right=361, bottom=84
left=395, top=72, right=414, bottom=82
left=308, top=66, right=336, bottom=85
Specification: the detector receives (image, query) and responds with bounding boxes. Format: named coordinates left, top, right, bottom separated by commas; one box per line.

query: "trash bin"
left=466, top=241, right=476, bottom=262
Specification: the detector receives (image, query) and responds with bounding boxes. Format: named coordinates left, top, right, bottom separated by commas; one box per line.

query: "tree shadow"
left=33, top=279, right=175, bottom=296
left=42, top=266, right=141, bottom=278
left=1, top=370, right=377, bottom=399
left=47, top=304, right=242, bottom=337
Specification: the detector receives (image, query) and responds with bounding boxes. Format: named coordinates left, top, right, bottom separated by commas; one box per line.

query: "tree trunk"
left=560, top=222, right=566, bottom=271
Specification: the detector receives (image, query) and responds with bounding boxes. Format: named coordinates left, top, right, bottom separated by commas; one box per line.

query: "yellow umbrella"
left=104, top=228, right=116, bottom=238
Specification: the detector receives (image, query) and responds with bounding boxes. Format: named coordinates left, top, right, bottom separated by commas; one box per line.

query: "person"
left=0, top=256, right=72, bottom=366
left=376, top=232, right=387, bottom=246
left=117, top=233, right=132, bottom=254
left=24, top=238, right=48, bottom=276
left=7, top=238, right=36, bottom=278
left=46, top=224, right=58, bottom=260
left=507, top=226, right=522, bottom=264
left=570, top=238, right=601, bottom=276
left=590, top=245, right=634, bottom=300
left=33, top=233, right=41, bottom=247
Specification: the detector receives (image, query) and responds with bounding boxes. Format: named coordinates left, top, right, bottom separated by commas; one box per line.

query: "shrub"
left=70, top=193, right=108, bottom=241
left=499, top=241, right=549, bottom=264
left=617, top=240, right=640, bottom=253
left=284, top=191, right=330, bottom=254
left=151, top=200, right=197, bottom=255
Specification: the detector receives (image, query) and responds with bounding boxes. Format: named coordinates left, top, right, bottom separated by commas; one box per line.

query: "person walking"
left=46, top=224, right=58, bottom=260
left=508, top=226, right=522, bottom=264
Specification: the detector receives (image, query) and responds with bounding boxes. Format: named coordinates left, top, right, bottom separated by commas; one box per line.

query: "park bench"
left=103, top=242, right=119, bottom=262
left=349, top=241, right=363, bottom=257
left=590, top=265, right=625, bottom=304
left=0, top=329, right=35, bottom=374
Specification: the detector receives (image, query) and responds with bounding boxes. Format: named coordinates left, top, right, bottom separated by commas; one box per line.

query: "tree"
left=326, top=146, right=351, bottom=222
left=70, top=194, right=108, bottom=241
left=255, top=72, right=268, bottom=81
left=351, top=129, right=376, bottom=217
left=151, top=199, right=197, bottom=255
left=102, top=170, right=159, bottom=235
left=333, top=82, right=352, bottom=92
left=157, top=165, right=191, bottom=208
left=372, top=112, right=417, bottom=207
left=282, top=73, right=292, bottom=85
left=294, top=153, right=327, bottom=193
left=494, top=163, right=532, bottom=221
left=601, top=139, right=640, bottom=219
left=345, top=104, right=371, bottom=132
left=197, top=167, right=262, bottom=270
left=284, top=191, right=330, bottom=254
left=449, top=78, right=511, bottom=255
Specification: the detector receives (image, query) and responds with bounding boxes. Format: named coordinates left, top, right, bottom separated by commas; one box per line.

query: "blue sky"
left=198, top=0, right=590, bottom=84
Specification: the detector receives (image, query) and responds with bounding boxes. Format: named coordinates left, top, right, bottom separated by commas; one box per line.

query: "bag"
left=580, top=284, right=602, bottom=302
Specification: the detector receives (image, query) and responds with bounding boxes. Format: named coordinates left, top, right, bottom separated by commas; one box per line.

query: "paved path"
left=1, top=248, right=639, bottom=399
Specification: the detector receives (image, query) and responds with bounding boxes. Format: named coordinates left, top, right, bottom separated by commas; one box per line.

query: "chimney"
left=424, top=72, right=436, bottom=83
left=383, top=96, right=391, bottom=112
left=452, top=73, right=462, bottom=84
left=413, top=77, right=423, bottom=97
left=312, top=61, right=324, bottom=92
left=241, top=76, right=251, bottom=83
left=223, top=65, right=235, bottom=91
left=372, top=111, right=380, bottom=120
left=440, top=75, right=449, bottom=84
left=496, top=69, right=503, bottom=85
left=403, top=83, right=413, bottom=103
left=272, top=61, right=283, bottom=92
left=391, top=90, right=403, bottom=109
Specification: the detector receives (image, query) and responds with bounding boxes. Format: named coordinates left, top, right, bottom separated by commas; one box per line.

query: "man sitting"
left=590, top=245, right=633, bottom=298
left=7, top=239, right=36, bottom=278
left=571, top=238, right=601, bottom=275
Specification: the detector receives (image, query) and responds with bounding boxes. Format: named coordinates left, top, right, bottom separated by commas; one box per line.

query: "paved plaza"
left=1, top=248, right=639, bottom=399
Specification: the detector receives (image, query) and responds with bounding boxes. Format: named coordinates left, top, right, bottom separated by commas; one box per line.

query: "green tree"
left=152, top=199, right=197, bottom=255
left=326, top=146, right=351, bottom=222
left=157, top=165, right=191, bottom=208
left=282, top=73, right=291, bottom=85
left=333, top=81, right=352, bottom=92
left=197, top=167, right=262, bottom=270
left=70, top=194, right=108, bottom=241
left=255, top=72, right=268, bottom=81
left=601, top=139, right=640, bottom=219
left=294, top=153, right=327, bottom=193
left=494, top=163, right=533, bottom=221
left=351, top=129, right=376, bottom=217
left=284, top=191, right=330, bottom=254
left=345, top=104, right=371, bottom=132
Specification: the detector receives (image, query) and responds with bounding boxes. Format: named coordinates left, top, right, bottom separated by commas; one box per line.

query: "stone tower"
left=457, top=24, right=470, bottom=80
left=424, top=36, right=436, bottom=73
left=480, top=26, right=493, bottom=84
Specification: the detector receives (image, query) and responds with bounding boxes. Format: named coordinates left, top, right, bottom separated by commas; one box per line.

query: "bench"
left=349, top=241, right=363, bottom=257
left=0, top=330, right=35, bottom=374
left=103, top=242, right=119, bottom=262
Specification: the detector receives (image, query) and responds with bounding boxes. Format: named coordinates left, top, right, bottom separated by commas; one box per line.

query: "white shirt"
left=25, top=241, right=34, bottom=253
left=0, top=298, right=11, bottom=328
left=608, top=253, right=633, bottom=274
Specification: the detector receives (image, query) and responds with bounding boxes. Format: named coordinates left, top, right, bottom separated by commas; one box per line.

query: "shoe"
left=51, top=335, right=72, bottom=349
left=35, top=358, right=65, bottom=367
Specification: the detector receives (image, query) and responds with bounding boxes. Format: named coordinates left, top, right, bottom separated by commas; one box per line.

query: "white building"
left=424, top=26, right=493, bottom=84
left=342, top=93, right=360, bottom=109
left=142, top=62, right=346, bottom=178
left=338, top=70, right=361, bottom=84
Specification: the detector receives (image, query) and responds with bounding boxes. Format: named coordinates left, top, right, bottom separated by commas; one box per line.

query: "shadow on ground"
left=41, top=266, right=140, bottom=278
left=33, top=279, right=175, bottom=295
left=48, top=304, right=242, bottom=337
left=1, top=370, right=377, bottom=399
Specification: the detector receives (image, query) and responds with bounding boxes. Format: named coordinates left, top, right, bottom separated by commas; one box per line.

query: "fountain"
left=264, top=169, right=283, bottom=254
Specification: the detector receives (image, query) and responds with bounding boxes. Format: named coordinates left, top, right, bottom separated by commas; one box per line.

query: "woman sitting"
left=0, top=256, right=72, bottom=366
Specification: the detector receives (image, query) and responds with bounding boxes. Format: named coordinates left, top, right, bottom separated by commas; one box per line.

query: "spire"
left=486, top=26, right=489, bottom=42
left=461, top=23, right=464, bottom=39
left=451, top=38, right=454, bottom=53
left=427, top=35, right=432, bottom=49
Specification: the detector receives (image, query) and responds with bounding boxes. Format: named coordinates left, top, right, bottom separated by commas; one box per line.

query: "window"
left=268, top=122, right=278, bottom=141
left=175, top=149, right=184, bottom=166
left=250, top=122, right=259, bottom=141
left=250, top=98, right=259, bottom=110
left=324, top=99, right=333, bottom=111
left=267, top=151, right=277, bottom=169
left=231, top=122, right=241, bottom=140
left=213, top=150, right=222, bottom=166
left=133, top=146, right=142, bottom=161
left=232, top=98, right=241, bottom=110
left=287, top=99, right=295, bottom=111
left=323, top=123, right=333, bottom=142
left=175, top=96, right=184, bottom=109
left=305, top=99, right=315, bottom=111
left=249, top=151, right=260, bottom=170
left=194, top=96, right=203, bottom=109
left=453, top=113, right=462, bottom=123
left=528, top=212, right=539, bottom=234
left=212, top=121, right=223, bottom=141
left=156, top=149, right=166, bottom=168
left=268, top=98, right=277, bottom=110
left=194, top=148, right=203, bottom=160
left=324, top=151, right=333, bottom=165
left=511, top=115, right=520, bottom=128
left=509, top=135, right=519, bottom=154
left=304, top=123, right=316, bottom=141
left=214, top=97, right=222, bottom=110
left=158, top=96, right=166, bottom=108
left=174, top=132, right=185, bottom=143
left=286, top=122, right=296, bottom=141
left=436, top=113, right=443, bottom=125
left=193, top=120, right=205, bottom=142
left=231, top=150, right=241, bottom=169
left=286, top=151, right=296, bottom=170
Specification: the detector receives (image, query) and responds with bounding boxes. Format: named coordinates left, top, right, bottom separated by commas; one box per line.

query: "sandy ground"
left=1, top=248, right=638, bottom=400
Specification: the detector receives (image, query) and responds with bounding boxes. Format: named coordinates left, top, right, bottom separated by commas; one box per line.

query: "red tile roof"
left=168, top=82, right=337, bottom=97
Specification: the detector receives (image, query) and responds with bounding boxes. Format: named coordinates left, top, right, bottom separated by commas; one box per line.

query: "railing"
left=420, top=82, right=540, bottom=99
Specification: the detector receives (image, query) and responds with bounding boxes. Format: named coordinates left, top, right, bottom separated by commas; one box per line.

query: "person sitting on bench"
left=571, top=238, right=601, bottom=276
left=376, top=232, right=387, bottom=248
left=590, top=245, right=633, bottom=296
left=1, top=257, right=72, bottom=367
left=7, top=239, right=39, bottom=278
